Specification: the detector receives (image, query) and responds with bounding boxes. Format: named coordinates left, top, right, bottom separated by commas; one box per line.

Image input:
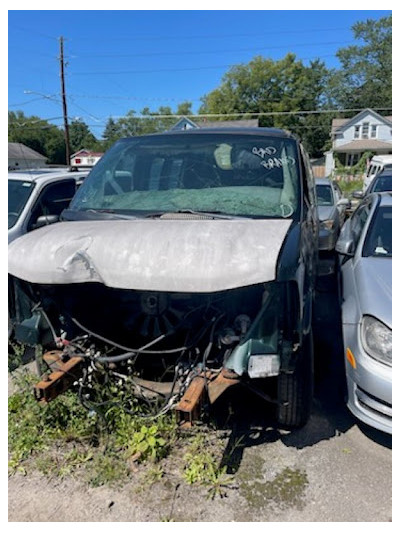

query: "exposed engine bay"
left=9, top=276, right=296, bottom=422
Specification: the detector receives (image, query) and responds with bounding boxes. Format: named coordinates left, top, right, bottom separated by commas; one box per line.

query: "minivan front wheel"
left=277, top=331, right=314, bottom=428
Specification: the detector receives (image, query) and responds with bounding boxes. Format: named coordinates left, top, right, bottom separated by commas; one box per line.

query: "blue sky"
left=8, top=9, right=391, bottom=138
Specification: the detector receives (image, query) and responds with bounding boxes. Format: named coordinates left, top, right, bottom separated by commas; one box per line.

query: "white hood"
left=8, top=219, right=292, bottom=293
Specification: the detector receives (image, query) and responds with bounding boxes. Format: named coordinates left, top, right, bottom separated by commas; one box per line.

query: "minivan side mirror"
left=34, top=214, right=59, bottom=229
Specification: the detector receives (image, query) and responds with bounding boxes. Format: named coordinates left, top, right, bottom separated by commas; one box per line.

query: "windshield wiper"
left=62, top=208, right=138, bottom=221
left=144, top=209, right=247, bottom=220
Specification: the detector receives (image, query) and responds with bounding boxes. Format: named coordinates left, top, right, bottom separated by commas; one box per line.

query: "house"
left=325, top=108, right=392, bottom=175
left=8, top=142, right=47, bottom=170
left=170, top=117, right=259, bottom=131
left=70, top=149, right=104, bottom=168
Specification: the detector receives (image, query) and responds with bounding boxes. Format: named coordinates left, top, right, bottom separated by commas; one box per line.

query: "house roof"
left=331, top=109, right=392, bottom=134
left=71, top=149, right=104, bottom=158
left=8, top=142, right=47, bottom=160
left=169, top=117, right=198, bottom=130
left=333, top=139, right=392, bottom=152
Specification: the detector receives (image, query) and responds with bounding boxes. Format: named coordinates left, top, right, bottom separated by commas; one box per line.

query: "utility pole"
left=59, top=36, right=71, bottom=167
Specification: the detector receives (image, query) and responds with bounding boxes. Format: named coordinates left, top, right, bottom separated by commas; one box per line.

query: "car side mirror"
left=335, top=237, right=354, bottom=256
left=352, top=190, right=364, bottom=199
left=34, top=214, right=59, bottom=229
left=337, top=198, right=351, bottom=207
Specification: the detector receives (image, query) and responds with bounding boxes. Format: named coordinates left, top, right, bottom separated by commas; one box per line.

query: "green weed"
left=8, top=370, right=177, bottom=486
left=182, top=434, right=235, bottom=499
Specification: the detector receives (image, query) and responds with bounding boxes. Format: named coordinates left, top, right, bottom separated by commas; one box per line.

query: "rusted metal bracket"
left=34, top=350, right=83, bottom=403
left=175, top=376, right=207, bottom=428
left=175, top=369, right=240, bottom=428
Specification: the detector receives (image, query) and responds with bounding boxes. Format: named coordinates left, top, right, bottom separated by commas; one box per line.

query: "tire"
left=277, top=330, right=314, bottom=428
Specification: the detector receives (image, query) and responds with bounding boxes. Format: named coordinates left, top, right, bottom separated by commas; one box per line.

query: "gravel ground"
left=8, top=393, right=392, bottom=522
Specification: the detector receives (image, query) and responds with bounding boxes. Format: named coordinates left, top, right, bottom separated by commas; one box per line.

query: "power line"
left=68, top=40, right=354, bottom=60
left=102, top=108, right=392, bottom=120
left=8, top=25, right=58, bottom=40
left=69, top=54, right=337, bottom=76
left=69, top=26, right=352, bottom=42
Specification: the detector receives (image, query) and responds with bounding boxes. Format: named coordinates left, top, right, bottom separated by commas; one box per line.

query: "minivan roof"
left=118, top=127, right=298, bottom=142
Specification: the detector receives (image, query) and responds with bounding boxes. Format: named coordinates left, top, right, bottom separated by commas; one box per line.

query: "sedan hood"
left=355, top=257, right=392, bottom=327
left=8, top=219, right=292, bottom=293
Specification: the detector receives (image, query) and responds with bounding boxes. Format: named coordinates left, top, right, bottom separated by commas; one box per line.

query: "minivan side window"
left=300, top=145, right=316, bottom=209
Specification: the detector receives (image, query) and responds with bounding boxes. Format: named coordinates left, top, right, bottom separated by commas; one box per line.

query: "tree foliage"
left=199, top=54, right=331, bottom=156
left=328, top=15, right=392, bottom=110
left=102, top=102, right=193, bottom=149
left=69, top=119, right=98, bottom=154
left=8, top=111, right=66, bottom=164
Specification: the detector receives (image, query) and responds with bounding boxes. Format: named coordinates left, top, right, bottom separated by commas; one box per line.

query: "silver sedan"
left=316, top=178, right=349, bottom=251
left=336, top=192, right=392, bottom=434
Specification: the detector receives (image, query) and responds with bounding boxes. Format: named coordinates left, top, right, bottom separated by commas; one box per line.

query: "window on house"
left=354, top=125, right=360, bottom=139
left=362, top=122, right=369, bottom=139
left=371, top=125, right=377, bottom=138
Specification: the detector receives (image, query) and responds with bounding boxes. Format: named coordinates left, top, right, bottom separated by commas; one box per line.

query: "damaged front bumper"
left=9, top=276, right=301, bottom=424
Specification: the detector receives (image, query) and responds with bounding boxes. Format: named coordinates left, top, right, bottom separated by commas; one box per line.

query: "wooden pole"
left=59, top=36, right=71, bottom=166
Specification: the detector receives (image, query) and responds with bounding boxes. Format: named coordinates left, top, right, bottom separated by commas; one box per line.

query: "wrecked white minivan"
left=8, top=128, right=319, bottom=428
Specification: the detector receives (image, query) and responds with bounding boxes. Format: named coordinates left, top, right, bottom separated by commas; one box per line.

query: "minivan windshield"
left=68, top=133, right=300, bottom=219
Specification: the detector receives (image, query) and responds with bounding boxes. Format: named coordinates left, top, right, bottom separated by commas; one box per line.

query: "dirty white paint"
left=8, top=219, right=292, bottom=293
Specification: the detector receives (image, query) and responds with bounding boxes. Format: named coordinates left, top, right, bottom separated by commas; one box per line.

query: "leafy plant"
left=126, top=424, right=168, bottom=462
left=182, top=434, right=235, bottom=499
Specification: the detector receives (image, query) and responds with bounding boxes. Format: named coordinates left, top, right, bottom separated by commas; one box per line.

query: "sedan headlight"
left=321, top=219, right=334, bottom=230
left=361, top=315, right=392, bottom=366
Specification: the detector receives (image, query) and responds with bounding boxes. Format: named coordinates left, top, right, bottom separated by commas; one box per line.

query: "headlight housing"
left=361, top=315, right=392, bottom=366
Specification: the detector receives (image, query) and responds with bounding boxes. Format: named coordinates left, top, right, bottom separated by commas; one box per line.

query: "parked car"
left=8, top=128, right=319, bottom=428
left=8, top=168, right=90, bottom=243
left=363, top=155, right=392, bottom=192
left=316, top=177, right=350, bottom=252
left=336, top=192, right=392, bottom=434
left=352, top=169, right=392, bottom=201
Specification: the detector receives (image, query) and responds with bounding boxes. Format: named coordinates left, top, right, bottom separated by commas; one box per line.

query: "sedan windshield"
left=68, top=133, right=300, bottom=219
left=316, top=184, right=334, bottom=206
left=363, top=206, right=392, bottom=257
left=8, top=180, right=35, bottom=229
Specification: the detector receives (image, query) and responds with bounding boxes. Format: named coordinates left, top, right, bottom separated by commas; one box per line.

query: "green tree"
left=199, top=54, right=331, bottom=156
left=328, top=15, right=392, bottom=109
left=101, top=102, right=194, bottom=146
left=102, top=117, right=121, bottom=150
left=69, top=119, right=98, bottom=154
left=8, top=111, right=66, bottom=164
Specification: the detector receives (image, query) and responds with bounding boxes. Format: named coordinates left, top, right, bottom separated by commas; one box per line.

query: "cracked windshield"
left=69, top=134, right=300, bottom=218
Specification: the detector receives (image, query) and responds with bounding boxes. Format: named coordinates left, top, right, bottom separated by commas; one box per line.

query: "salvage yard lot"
left=8, top=274, right=392, bottom=522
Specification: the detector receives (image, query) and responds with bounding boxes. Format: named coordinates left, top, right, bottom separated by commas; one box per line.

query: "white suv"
left=363, top=155, right=392, bottom=192
left=8, top=168, right=89, bottom=243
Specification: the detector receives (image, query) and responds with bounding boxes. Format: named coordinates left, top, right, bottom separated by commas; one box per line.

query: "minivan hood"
left=8, top=219, right=292, bottom=293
